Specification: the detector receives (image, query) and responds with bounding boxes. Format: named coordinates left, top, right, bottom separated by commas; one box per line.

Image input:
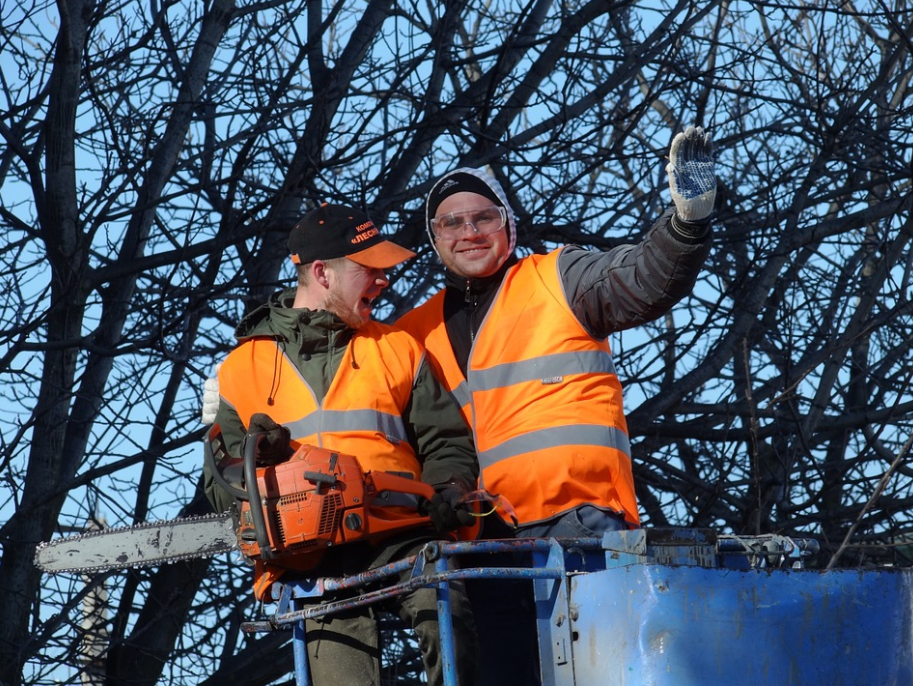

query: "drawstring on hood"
left=350, top=337, right=360, bottom=369
left=267, top=340, right=282, bottom=406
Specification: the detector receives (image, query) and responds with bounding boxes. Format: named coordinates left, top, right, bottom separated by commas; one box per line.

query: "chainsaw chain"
left=33, top=514, right=235, bottom=575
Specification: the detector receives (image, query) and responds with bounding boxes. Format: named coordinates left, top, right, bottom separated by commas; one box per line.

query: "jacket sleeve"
left=559, top=207, right=712, bottom=339
left=403, top=358, right=479, bottom=490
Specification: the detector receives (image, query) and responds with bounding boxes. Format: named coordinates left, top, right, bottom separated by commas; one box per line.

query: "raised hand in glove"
left=420, top=481, right=475, bottom=535
left=667, top=125, right=716, bottom=223
left=243, top=412, right=292, bottom=466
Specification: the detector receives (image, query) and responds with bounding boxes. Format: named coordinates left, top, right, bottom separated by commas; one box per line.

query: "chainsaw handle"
left=362, top=471, right=437, bottom=538
left=243, top=431, right=275, bottom=560
left=368, top=471, right=436, bottom=503
left=204, top=425, right=274, bottom=559
left=203, top=424, right=249, bottom=502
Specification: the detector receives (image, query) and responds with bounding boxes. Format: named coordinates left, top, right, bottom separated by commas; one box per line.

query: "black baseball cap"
left=288, top=203, right=415, bottom=269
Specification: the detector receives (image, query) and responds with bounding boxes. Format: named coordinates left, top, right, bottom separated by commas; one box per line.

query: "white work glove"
left=201, top=363, right=221, bottom=425
left=666, top=126, right=716, bottom=222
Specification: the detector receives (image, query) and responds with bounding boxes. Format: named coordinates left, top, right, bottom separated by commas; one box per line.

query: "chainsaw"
left=34, top=425, right=436, bottom=575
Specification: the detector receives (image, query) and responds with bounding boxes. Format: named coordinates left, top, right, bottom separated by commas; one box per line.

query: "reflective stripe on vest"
left=469, top=350, right=628, bottom=466
left=476, top=424, right=631, bottom=470
left=285, top=408, right=407, bottom=446
left=468, top=350, right=617, bottom=392
left=450, top=379, right=471, bottom=411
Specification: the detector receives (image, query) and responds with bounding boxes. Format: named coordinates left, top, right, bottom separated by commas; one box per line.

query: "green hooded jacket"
left=203, top=288, right=478, bottom=514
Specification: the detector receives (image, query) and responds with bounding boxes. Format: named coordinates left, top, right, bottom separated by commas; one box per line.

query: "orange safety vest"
left=218, top=321, right=426, bottom=597
left=219, top=321, right=423, bottom=476
left=398, top=249, right=639, bottom=528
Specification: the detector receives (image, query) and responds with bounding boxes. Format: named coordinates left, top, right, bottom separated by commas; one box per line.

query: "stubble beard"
left=324, top=289, right=368, bottom=329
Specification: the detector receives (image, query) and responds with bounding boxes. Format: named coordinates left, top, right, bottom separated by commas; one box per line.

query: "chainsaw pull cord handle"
left=243, top=431, right=275, bottom=560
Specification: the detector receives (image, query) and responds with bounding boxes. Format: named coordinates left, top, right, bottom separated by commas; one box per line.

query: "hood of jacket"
left=233, top=287, right=353, bottom=351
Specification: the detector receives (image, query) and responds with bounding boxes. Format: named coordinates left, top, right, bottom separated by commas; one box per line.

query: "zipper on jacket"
left=464, top=280, right=479, bottom=341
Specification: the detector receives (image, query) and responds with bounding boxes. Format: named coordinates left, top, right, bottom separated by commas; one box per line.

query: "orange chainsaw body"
left=236, top=444, right=434, bottom=565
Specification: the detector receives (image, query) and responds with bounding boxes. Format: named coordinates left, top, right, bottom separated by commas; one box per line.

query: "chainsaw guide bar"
left=34, top=514, right=237, bottom=575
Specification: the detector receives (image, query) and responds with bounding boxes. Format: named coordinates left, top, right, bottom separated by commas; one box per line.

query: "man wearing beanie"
left=395, top=126, right=717, bottom=684
left=203, top=204, right=480, bottom=686
left=201, top=129, right=716, bottom=683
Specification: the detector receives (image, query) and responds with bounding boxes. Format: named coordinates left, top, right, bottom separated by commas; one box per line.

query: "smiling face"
left=432, top=191, right=509, bottom=279
left=323, top=258, right=389, bottom=328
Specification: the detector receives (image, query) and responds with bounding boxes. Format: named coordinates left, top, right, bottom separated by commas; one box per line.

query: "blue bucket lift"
left=243, top=528, right=913, bottom=686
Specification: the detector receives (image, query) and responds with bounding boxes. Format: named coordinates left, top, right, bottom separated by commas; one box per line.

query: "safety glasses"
left=431, top=205, right=506, bottom=240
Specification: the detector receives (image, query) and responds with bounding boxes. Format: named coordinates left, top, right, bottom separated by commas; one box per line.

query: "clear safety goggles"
left=431, top=205, right=507, bottom=240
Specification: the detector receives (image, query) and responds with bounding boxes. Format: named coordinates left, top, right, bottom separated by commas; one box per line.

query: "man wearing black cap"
left=203, top=203, right=480, bottom=686
left=395, top=126, right=717, bottom=684
left=201, top=129, right=716, bottom=682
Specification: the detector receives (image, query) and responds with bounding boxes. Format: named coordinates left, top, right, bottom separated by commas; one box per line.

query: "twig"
left=826, top=430, right=913, bottom=569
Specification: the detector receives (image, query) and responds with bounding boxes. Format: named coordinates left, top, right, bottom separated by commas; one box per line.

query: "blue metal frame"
left=243, top=538, right=589, bottom=685
left=241, top=531, right=913, bottom=686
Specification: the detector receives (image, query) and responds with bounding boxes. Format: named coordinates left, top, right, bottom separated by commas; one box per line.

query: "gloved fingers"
left=454, top=508, right=475, bottom=527
left=248, top=412, right=282, bottom=432
left=261, top=427, right=291, bottom=450
left=437, top=485, right=467, bottom=505
left=252, top=438, right=291, bottom=465
left=421, top=494, right=446, bottom=533
left=419, top=480, right=477, bottom=533
left=669, top=125, right=712, bottom=166
left=260, top=429, right=290, bottom=451
left=685, top=126, right=712, bottom=159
